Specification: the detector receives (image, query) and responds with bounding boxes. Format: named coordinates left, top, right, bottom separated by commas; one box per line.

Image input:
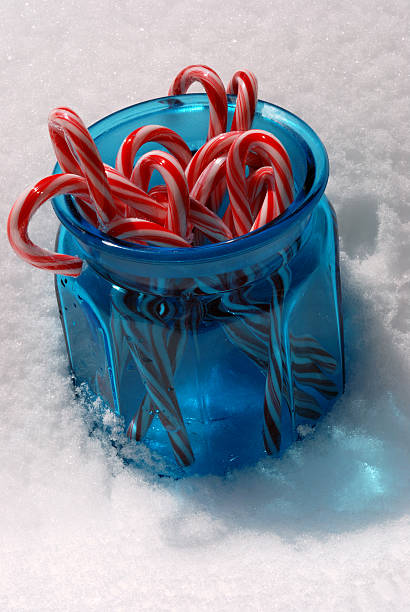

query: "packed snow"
left=1, top=0, right=409, bottom=609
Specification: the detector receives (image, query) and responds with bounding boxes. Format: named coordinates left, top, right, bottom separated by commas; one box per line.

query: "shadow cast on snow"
left=84, top=262, right=410, bottom=545
left=155, top=270, right=409, bottom=545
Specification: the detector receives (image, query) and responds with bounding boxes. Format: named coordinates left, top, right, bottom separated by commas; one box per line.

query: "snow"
left=1, top=0, right=409, bottom=609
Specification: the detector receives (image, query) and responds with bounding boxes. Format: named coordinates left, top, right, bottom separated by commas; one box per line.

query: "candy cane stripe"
left=131, top=150, right=190, bottom=238
left=227, top=130, right=294, bottom=235
left=186, top=131, right=241, bottom=188
left=227, top=70, right=258, bottom=131
left=169, top=65, right=227, bottom=140
left=49, top=107, right=117, bottom=225
left=148, top=185, right=232, bottom=242
left=7, top=174, right=88, bottom=276
left=116, top=125, right=192, bottom=178
left=107, top=218, right=191, bottom=248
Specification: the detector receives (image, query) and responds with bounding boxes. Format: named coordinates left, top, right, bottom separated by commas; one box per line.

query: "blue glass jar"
left=52, top=94, right=344, bottom=477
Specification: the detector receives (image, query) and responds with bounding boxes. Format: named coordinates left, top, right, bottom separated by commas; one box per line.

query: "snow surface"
left=1, top=1, right=409, bottom=610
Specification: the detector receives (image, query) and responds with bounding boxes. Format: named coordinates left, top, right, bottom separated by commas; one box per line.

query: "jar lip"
left=52, top=94, right=329, bottom=263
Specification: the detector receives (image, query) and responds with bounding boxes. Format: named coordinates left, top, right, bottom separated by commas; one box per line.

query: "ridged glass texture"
left=52, top=94, right=345, bottom=477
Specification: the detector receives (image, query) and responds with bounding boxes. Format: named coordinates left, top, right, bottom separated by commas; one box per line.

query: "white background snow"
left=1, top=1, right=409, bottom=609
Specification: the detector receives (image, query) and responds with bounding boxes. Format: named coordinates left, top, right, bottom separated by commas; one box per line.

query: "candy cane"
left=118, top=154, right=195, bottom=463
left=248, top=166, right=281, bottom=231
left=48, top=107, right=117, bottom=227
left=105, top=165, right=232, bottom=242
left=115, top=125, right=192, bottom=179
left=127, top=314, right=187, bottom=444
left=104, top=165, right=166, bottom=223
left=217, top=261, right=289, bottom=456
left=289, top=333, right=339, bottom=421
left=48, top=111, right=101, bottom=227
left=185, top=130, right=265, bottom=192
left=7, top=173, right=89, bottom=276
left=126, top=285, right=202, bottom=454
left=190, top=155, right=229, bottom=215
left=263, top=270, right=288, bottom=454
left=190, top=198, right=233, bottom=243
left=226, top=130, right=294, bottom=235
left=168, top=65, right=227, bottom=140
left=190, top=157, right=229, bottom=242
left=49, top=109, right=170, bottom=225
left=69, top=165, right=163, bottom=224
left=148, top=184, right=232, bottom=243
left=7, top=170, right=192, bottom=278
left=148, top=185, right=169, bottom=203
left=114, top=292, right=195, bottom=466
left=190, top=156, right=227, bottom=213
left=248, top=165, right=287, bottom=217
left=107, top=217, right=191, bottom=247
left=129, top=325, right=194, bottom=467
left=222, top=209, right=236, bottom=236
left=127, top=393, right=155, bottom=442
left=185, top=131, right=242, bottom=189
left=227, top=70, right=258, bottom=131
left=131, top=150, right=190, bottom=239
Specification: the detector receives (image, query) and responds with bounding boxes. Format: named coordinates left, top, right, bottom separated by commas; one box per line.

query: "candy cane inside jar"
left=168, top=64, right=227, bottom=141
left=131, top=150, right=190, bottom=239
left=48, top=107, right=118, bottom=227
left=227, top=69, right=258, bottom=132
left=115, top=125, right=192, bottom=179
left=226, top=129, right=294, bottom=236
left=7, top=174, right=89, bottom=276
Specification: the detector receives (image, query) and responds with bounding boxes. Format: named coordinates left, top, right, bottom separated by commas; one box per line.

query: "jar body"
left=55, top=196, right=343, bottom=476
left=53, top=95, right=344, bottom=476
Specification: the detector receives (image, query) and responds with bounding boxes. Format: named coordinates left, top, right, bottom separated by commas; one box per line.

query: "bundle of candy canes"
left=6, top=65, right=303, bottom=468
left=7, top=65, right=294, bottom=275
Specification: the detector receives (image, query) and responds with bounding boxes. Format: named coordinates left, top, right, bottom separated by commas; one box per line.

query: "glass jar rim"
left=52, top=94, right=329, bottom=264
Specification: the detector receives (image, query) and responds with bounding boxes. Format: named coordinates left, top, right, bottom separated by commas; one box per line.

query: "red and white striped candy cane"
left=48, top=109, right=101, bottom=227
left=106, top=166, right=231, bottom=240
left=149, top=182, right=233, bottom=243
left=190, top=198, right=233, bottom=243
left=227, top=70, right=258, bottom=131
left=185, top=131, right=241, bottom=189
left=190, top=156, right=227, bottom=214
left=74, top=166, right=164, bottom=224
left=115, top=125, right=192, bottom=179
left=48, top=107, right=117, bottom=227
left=104, top=165, right=166, bottom=223
left=248, top=166, right=281, bottom=231
left=226, top=130, right=294, bottom=235
left=147, top=185, right=169, bottom=203
left=126, top=307, right=189, bottom=447
left=185, top=130, right=265, bottom=193
left=7, top=173, right=89, bottom=276
left=190, top=157, right=229, bottom=242
left=131, top=150, right=190, bottom=239
left=107, top=217, right=191, bottom=248
left=222, top=206, right=236, bottom=237
left=117, top=298, right=195, bottom=467
left=168, top=65, right=227, bottom=141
